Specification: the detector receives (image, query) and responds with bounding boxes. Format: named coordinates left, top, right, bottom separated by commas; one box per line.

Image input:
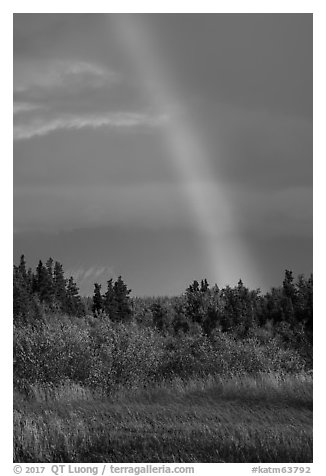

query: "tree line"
left=13, top=254, right=313, bottom=342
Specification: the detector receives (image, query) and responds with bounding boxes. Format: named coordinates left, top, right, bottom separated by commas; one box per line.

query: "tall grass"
left=17, top=371, right=312, bottom=406
left=14, top=372, right=312, bottom=463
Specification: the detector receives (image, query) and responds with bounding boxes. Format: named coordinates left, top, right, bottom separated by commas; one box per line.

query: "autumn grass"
left=14, top=372, right=312, bottom=463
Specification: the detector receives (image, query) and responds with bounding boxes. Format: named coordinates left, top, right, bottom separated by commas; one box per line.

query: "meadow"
left=14, top=372, right=312, bottom=463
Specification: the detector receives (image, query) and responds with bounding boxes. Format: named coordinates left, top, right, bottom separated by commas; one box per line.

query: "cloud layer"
left=14, top=59, right=118, bottom=93
left=13, top=58, right=164, bottom=140
left=14, top=111, right=167, bottom=140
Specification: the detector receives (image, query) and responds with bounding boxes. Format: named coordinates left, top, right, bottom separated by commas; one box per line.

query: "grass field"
left=13, top=373, right=312, bottom=463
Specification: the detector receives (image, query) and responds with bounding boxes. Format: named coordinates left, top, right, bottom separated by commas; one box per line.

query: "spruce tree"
left=112, top=276, right=132, bottom=322
left=34, top=260, right=53, bottom=303
left=66, top=276, right=84, bottom=316
left=92, top=283, right=104, bottom=316
left=26, top=267, right=34, bottom=294
left=13, top=259, right=41, bottom=326
left=18, top=255, right=27, bottom=281
left=103, top=279, right=116, bottom=318
left=53, top=261, right=67, bottom=310
left=45, top=257, right=55, bottom=305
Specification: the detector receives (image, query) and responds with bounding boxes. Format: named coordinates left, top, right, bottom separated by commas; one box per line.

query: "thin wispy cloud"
left=14, top=111, right=168, bottom=141
left=13, top=57, right=160, bottom=141
left=13, top=102, right=44, bottom=115
left=14, top=59, right=118, bottom=94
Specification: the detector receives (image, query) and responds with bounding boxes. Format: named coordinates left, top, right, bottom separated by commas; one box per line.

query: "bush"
left=14, top=319, right=92, bottom=387
left=87, top=320, right=165, bottom=390
left=14, top=315, right=307, bottom=396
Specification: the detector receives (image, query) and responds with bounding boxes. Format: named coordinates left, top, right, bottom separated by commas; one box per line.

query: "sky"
left=13, top=13, right=313, bottom=297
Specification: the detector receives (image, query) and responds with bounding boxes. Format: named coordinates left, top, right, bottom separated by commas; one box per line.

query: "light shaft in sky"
left=112, top=14, right=256, bottom=287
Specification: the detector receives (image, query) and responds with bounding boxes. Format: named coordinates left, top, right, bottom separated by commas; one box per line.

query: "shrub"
left=13, top=315, right=307, bottom=395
